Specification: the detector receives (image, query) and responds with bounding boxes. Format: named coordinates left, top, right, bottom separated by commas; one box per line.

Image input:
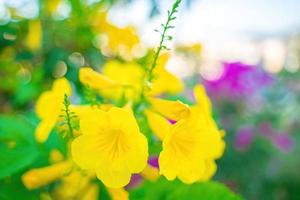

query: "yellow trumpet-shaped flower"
left=80, top=183, right=99, bottom=200
left=52, top=170, right=98, bottom=200
left=71, top=107, right=148, bottom=188
left=79, top=67, right=118, bottom=91
left=35, top=78, right=71, bottom=142
left=148, top=97, right=190, bottom=121
left=102, top=61, right=144, bottom=100
left=158, top=85, right=225, bottom=183
left=92, top=12, right=140, bottom=59
left=193, top=84, right=212, bottom=116
left=25, top=19, right=42, bottom=51
left=150, top=53, right=184, bottom=96
left=22, top=161, right=73, bottom=190
left=79, top=62, right=144, bottom=101
left=144, top=109, right=170, bottom=140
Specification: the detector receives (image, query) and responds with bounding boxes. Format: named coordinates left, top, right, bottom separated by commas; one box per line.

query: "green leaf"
left=130, top=178, right=243, bottom=200
left=0, top=115, right=38, bottom=179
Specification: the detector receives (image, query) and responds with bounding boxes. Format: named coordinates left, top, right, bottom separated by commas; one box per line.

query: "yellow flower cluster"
left=35, top=78, right=71, bottom=142
left=80, top=53, right=183, bottom=100
left=29, top=57, right=224, bottom=191
left=20, top=1, right=225, bottom=199
left=91, top=12, right=141, bottom=60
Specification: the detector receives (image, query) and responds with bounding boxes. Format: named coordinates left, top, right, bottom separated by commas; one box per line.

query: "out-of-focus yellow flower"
left=176, top=43, right=202, bottom=55
left=35, top=78, right=71, bottom=142
left=148, top=97, right=190, bottom=121
left=22, top=161, right=73, bottom=190
left=46, top=0, right=60, bottom=15
left=150, top=53, right=184, bottom=96
left=102, top=61, right=144, bottom=100
left=71, top=107, right=148, bottom=188
left=158, top=85, right=225, bottom=183
left=107, top=187, right=129, bottom=200
left=79, top=67, right=118, bottom=91
left=25, top=19, right=42, bottom=51
left=79, top=62, right=144, bottom=101
left=80, top=183, right=99, bottom=200
left=92, top=12, right=140, bottom=59
left=52, top=170, right=98, bottom=200
left=49, top=149, right=65, bottom=163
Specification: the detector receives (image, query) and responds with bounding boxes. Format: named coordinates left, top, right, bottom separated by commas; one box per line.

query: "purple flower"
left=272, top=134, right=293, bottom=153
left=234, top=126, right=254, bottom=151
left=148, top=156, right=159, bottom=168
left=204, top=62, right=273, bottom=99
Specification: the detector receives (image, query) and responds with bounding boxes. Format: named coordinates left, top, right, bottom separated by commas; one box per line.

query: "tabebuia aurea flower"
left=146, top=84, right=225, bottom=183
left=71, top=107, right=148, bottom=188
left=35, top=78, right=72, bottom=142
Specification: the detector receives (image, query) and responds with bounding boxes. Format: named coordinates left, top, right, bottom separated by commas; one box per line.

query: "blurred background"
left=1, top=0, right=300, bottom=199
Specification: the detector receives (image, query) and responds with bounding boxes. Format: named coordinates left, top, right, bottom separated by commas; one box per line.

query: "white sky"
left=109, top=0, right=300, bottom=45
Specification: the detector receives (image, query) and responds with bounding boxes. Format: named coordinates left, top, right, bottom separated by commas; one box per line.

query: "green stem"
left=63, top=94, right=74, bottom=138
left=147, top=0, right=181, bottom=82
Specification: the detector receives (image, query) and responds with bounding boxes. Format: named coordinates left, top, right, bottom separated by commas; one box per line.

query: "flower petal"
left=71, top=134, right=100, bottom=169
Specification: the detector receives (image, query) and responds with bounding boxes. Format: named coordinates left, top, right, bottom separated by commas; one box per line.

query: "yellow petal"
left=151, top=69, right=183, bottom=96
left=140, top=164, right=160, bottom=181
left=149, top=98, right=190, bottom=121
left=145, top=109, right=170, bottom=140
left=198, top=130, right=225, bottom=159
left=193, top=84, right=212, bottom=115
left=107, top=187, right=129, bottom=200
left=79, top=67, right=117, bottom=90
left=49, top=149, right=64, bottom=164
left=177, top=158, right=205, bottom=184
left=52, top=78, right=72, bottom=96
left=79, top=109, right=108, bottom=136
left=25, top=20, right=42, bottom=51
left=81, top=183, right=99, bottom=200
left=35, top=91, right=58, bottom=120
left=35, top=118, right=56, bottom=143
left=71, top=134, right=102, bottom=170
left=107, top=107, right=140, bottom=133
left=199, top=160, right=217, bottom=181
left=22, top=161, right=72, bottom=190
left=96, top=164, right=131, bottom=188
left=101, top=61, right=144, bottom=100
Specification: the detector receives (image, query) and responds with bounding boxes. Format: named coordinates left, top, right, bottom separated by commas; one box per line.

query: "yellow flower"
left=176, top=43, right=202, bottom=55
left=22, top=161, right=73, bottom=190
left=71, top=107, right=148, bottom=188
left=79, top=67, right=118, bottom=91
left=144, top=109, right=170, bottom=140
left=49, top=149, right=65, bottom=163
left=79, top=62, right=144, bottom=101
left=150, top=53, right=184, bottom=96
left=148, top=97, right=190, bottom=121
left=52, top=170, right=98, bottom=200
left=25, top=19, right=42, bottom=51
left=158, top=85, right=225, bottom=183
left=92, top=12, right=140, bottom=59
left=35, top=78, right=72, bottom=142
left=101, top=61, right=144, bottom=100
